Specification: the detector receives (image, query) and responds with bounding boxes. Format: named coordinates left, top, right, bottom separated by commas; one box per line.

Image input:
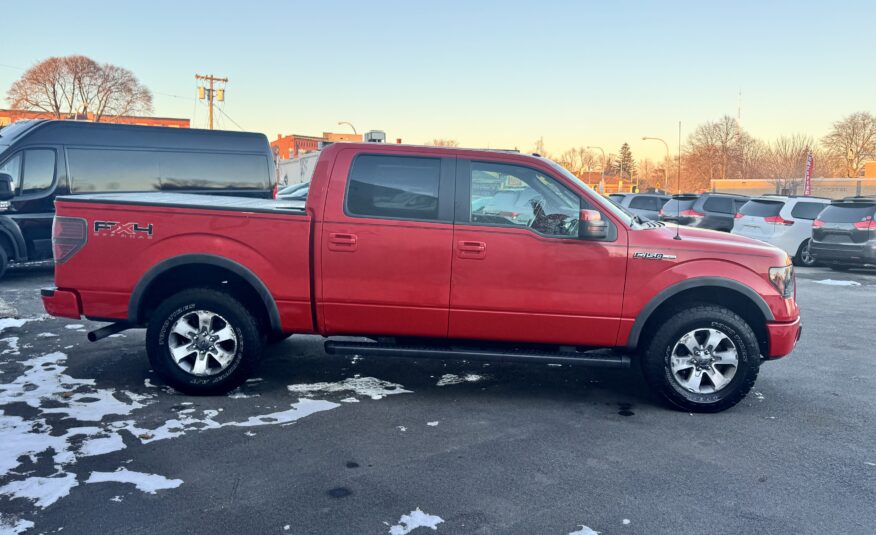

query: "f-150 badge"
left=633, top=251, right=676, bottom=260
left=93, top=221, right=154, bottom=239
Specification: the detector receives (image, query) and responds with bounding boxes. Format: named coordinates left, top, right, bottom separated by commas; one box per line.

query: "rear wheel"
left=641, top=305, right=760, bottom=413
left=146, top=288, right=263, bottom=395
left=793, top=239, right=816, bottom=267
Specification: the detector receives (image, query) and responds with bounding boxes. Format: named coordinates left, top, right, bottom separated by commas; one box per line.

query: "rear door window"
left=819, top=204, right=876, bottom=223
left=346, top=154, right=441, bottom=221
left=703, top=196, right=734, bottom=214
left=790, top=202, right=827, bottom=220
left=740, top=200, right=784, bottom=217
left=160, top=152, right=270, bottom=190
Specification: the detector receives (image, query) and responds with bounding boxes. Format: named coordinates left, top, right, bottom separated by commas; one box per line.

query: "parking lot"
left=1, top=263, right=875, bottom=535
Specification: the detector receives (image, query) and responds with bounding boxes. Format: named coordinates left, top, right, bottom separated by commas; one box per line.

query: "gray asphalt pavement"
left=0, top=264, right=874, bottom=535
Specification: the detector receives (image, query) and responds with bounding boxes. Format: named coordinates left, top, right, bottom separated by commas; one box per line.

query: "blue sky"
left=3, top=0, right=874, bottom=160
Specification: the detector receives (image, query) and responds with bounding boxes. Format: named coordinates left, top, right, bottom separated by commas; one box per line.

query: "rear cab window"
left=345, top=154, right=443, bottom=221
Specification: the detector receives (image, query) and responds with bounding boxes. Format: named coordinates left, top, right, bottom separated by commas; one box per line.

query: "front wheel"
left=640, top=305, right=760, bottom=413
left=146, top=288, right=263, bottom=395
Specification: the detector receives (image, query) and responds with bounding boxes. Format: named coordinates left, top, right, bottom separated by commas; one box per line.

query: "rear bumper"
left=766, top=317, right=802, bottom=359
left=810, top=241, right=876, bottom=265
left=41, top=287, right=82, bottom=319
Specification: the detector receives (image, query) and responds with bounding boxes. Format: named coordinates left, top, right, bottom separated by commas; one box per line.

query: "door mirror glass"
left=0, top=172, right=14, bottom=201
left=579, top=209, right=607, bottom=240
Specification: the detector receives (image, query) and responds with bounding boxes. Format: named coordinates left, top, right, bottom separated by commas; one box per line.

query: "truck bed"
left=56, top=192, right=306, bottom=214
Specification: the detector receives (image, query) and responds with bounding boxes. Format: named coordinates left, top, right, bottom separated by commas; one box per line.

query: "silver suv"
left=732, top=195, right=831, bottom=266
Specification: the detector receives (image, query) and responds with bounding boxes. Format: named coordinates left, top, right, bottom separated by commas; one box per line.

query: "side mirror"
left=0, top=173, right=14, bottom=202
left=579, top=209, right=607, bottom=240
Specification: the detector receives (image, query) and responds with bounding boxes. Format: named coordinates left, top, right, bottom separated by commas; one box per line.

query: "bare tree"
left=554, top=147, right=600, bottom=177
left=762, top=134, right=815, bottom=193
left=7, top=55, right=153, bottom=121
left=425, top=138, right=459, bottom=147
left=821, top=111, right=876, bottom=177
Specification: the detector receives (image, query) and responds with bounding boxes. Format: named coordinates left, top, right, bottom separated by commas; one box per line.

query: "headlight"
left=769, top=264, right=795, bottom=298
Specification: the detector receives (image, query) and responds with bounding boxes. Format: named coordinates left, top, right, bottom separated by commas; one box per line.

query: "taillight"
left=734, top=212, right=743, bottom=219
left=812, top=219, right=824, bottom=229
left=272, top=183, right=279, bottom=199
left=764, top=215, right=794, bottom=226
left=658, top=209, right=664, bottom=216
left=679, top=209, right=704, bottom=217
left=52, top=217, right=87, bottom=264
left=853, top=216, right=876, bottom=230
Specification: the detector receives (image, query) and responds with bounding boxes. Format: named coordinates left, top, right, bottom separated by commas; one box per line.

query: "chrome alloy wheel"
left=800, top=239, right=816, bottom=266
left=669, top=328, right=739, bottom=394
left=168, top=310, right=238, bottom=376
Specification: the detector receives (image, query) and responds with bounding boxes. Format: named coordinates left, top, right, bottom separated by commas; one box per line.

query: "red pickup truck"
left=42, top=143, right=801, bottom=412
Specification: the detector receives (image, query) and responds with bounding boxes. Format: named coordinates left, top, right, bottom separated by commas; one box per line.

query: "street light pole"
left=586, top=146, right=606, bottom=194
left=337, top=121, right=357, bottom=135
left=641, top=136, right=671, bottom=194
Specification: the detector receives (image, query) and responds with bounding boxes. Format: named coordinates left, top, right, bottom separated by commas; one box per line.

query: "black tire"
left=0, top=246, right=7, bottom=281
left=146, top=288, right=263, bottom=395
left=793, top=239, right=816, bottom=267
left=640, top=305, right=760, bottom=413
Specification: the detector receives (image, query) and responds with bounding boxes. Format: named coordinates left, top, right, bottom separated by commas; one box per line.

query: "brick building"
left=0, top=109, right=189, bottom=128
left=271, top=132, right=363, bottom=159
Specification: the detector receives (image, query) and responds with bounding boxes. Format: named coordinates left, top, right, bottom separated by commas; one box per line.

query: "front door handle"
left=458, top=240, right=486, bottom=259
left=328, top=232, right=358, bottom=252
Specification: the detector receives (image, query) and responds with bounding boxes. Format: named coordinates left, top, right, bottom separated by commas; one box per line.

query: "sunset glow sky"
left=3, top=0, right=874, bottom=160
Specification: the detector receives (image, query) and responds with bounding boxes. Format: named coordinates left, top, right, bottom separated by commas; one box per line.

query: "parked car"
left=0, top=120, right=276, bottom=279
left=810, top=196, right=876, bottom=270
left=277, top=182, right=309, bottom=200
left=42, top=142, right=801, bottom=413
left=611, top=193, right=671, bottom=221
left=662, top=193, right=749, bottom=232
left=732, top=195, right=831, bottom=267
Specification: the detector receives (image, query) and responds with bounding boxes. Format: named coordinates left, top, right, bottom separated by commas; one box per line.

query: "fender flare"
left=625, top=276, right=775, bottom=350
left=128, top=254, right=282, bottom=333
left=0, top=216, right=27, bottom=261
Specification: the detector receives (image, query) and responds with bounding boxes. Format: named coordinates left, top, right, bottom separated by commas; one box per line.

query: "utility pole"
left=195, top=74, right=228, bottom=130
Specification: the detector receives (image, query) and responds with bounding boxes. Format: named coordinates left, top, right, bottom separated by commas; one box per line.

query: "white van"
left=732, top=195, right=831, bottom=266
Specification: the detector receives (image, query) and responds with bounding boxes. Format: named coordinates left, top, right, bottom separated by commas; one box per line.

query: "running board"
left=324, top=341, right=630, bottom=368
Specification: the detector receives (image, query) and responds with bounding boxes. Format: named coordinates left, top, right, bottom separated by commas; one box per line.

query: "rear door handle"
left=328, top=232, right=358, bottom=252
left=458, top=240, right=486, bottom=259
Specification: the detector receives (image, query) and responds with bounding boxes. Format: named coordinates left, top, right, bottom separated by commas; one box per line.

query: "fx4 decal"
left=93, top=221, right=154, bottom=239
left=633, top=251, right=677, bottom=260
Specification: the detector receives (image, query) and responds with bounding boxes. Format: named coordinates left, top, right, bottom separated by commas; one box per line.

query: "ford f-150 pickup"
left=41, top=142, right=802, bottom=412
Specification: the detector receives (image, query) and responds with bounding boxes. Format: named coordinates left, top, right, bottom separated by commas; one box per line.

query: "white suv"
left=732, top=195, right=831, bottom=266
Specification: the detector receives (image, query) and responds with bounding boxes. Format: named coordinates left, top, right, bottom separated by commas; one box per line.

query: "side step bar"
left=324, top=340, right=630, bottom=368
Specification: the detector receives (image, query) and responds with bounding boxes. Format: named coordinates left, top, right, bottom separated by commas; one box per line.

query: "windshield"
left=543, top=158, right=635, bottom=226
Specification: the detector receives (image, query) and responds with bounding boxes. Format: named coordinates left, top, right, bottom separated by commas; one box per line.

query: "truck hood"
left=652, top=223, right=789, bottom=262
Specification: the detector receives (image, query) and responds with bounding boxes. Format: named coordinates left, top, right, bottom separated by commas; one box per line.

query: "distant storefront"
left=0, top=109, right=189, bottom=128
left=710, top=177, right=876, bottom=199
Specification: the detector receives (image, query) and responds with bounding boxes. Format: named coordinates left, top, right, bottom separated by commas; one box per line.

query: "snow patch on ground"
left=622, top=519, right=630, bottom=525
left=0, top=514, right=34, bottom=535
left=85, top=468, right=182, bottom=494
left=0, top=318, right=33, bottom=336
left=287, top=376, right=411, bottom=400
left=388, top=508, right=443, bottom=535
left=36, top=333, right=57, bottom=338
left=64, top=324, right=85, bottom=330
left=813, top=279, right=861, bottom=286
left=436, top=373, right=485, bottom=386
left=426, top=421, right=439, bottom=426
left=0, top=473, right=79, bottom=508
left=569, top=526, right=599, bottom=535
left=1, top=337, right=19, bottom=355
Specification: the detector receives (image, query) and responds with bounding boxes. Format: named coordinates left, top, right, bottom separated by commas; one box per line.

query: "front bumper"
left=766, top=316, right=802, bottom=359
left=810, top=241, right=876, bottom=266
left=41, top=288, right=82, bottom=319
